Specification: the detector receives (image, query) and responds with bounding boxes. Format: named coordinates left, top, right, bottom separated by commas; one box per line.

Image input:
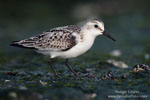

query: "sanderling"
left=10, top=19, right=116, bottom=77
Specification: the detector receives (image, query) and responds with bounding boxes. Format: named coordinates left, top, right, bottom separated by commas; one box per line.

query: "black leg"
left=48, top=59, right=59, bottom=77
left=65, top=59, right=78, bottom=77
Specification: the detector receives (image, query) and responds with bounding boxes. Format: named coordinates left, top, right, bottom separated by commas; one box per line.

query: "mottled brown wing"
left=11, top=25, right=81, bottom=51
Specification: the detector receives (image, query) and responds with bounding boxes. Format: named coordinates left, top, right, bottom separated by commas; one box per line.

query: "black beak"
left=102, top=31, right=116, bottom=41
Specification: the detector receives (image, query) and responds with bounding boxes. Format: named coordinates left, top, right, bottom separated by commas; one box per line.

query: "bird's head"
left=83, top=19, right=116, bottom=41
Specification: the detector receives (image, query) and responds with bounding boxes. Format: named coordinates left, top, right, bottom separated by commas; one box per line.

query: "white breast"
left=49, top=32, right=96, bottom=59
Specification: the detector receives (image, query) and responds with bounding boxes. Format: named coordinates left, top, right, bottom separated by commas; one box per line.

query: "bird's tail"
left=10, top=40, right=37, bottom=49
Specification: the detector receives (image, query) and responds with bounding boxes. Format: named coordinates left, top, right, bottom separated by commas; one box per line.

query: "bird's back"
left=10, top=25, right=81, bottom=52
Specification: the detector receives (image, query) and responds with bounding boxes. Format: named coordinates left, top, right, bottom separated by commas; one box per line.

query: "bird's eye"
left=94, top=24, right=98, bottom=28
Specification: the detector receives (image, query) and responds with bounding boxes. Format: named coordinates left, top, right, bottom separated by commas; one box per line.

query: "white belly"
left=37, top=31, right=97, bottom=59
left=40, top=35, right=96, bottom=59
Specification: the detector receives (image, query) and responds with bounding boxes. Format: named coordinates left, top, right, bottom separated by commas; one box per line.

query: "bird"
left=10, top=19, right=116, bottom=77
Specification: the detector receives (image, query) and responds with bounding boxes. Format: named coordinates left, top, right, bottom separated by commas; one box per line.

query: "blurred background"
left=0, top=0, right=150, bottom=55
left=0, top=0, right=150, bottom=99
left=0, top=0, right=150, bottom=57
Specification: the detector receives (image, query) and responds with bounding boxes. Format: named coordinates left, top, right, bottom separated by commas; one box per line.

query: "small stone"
left=9, top=92, right=17, bottom=98
left=101, top=71, right=115, bottom=80
left=86, top=93, right=97, bottom=99
left=107, top=59, right=128, bottom=68
left=121, top=75, right=127, bottom=79
left=5, top=80, right=10, bottom=82
left=133, top=64, right=150, bottom=73
left=85, top=68, right=93, bottom=72
left=40, top=80, right=48, bottom=85
left=19, top=86, right=28, bottom=90
left=87, top=75, right=96, bottom=78
left=110, top=49, right=121, bottom=57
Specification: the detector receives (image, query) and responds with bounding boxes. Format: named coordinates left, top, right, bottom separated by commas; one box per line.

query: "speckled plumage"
left=12, top=25, right=81, bottom=51
left=11, top=19, right=116, bottom=59
left=11, top=19, right=115, bottom=77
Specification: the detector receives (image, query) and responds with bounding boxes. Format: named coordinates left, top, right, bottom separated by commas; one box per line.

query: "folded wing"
left=10, top=25, right=81, bottom=51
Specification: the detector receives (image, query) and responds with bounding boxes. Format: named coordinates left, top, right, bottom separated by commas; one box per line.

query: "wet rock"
left=132, top=64, right=150, bottom=78
left=19, top=86, right=28, bottom=90
left=87, top=74, right=96, bottom=79
left=101, top=71, right=127, bottom=80
left=85, top=68, right=93, bottom=72
left=39, top=80, right=48, bottom=85
left=120, top=75, right=127, bottom=79
left=101, top=71, right=117, bottom=80
left=86, top=93, right=97, bottom=99
left=133, top=64, right=150, bottom=73
left=107, top=59, right=128, bottom=68
left=5, top=80, right=10, bottom=83
left=80, top=73, right=96, bottom=79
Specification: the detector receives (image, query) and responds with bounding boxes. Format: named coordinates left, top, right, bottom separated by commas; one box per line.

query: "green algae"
left=0, top=52, right=150, bottom=99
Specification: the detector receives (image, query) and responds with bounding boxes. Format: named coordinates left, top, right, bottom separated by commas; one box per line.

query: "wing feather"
left=11, top=25, right=81, bottom=51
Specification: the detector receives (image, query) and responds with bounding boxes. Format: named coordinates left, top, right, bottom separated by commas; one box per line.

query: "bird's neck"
left=79, top=30, right=97, bottom=51
left=81, top=28, right=97, bottom=42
